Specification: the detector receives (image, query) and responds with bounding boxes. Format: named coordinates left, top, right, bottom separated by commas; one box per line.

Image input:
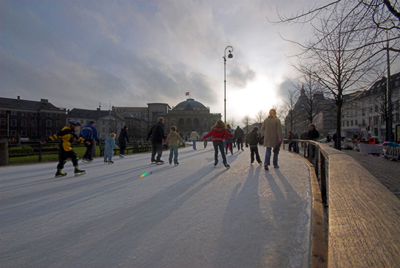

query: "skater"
left=225, top=124, right=234, bottom=155
left=104, top=133, right=118, bottom=164
left=118, top=125, right=129, bottom=157
left=42, top=120, right=87, bottom=177
left=245, top=126, right=262, bottom=165
left=190, top=129, right=199, bottom=150
left=307, top=123, right=320, bottom=158
left=147, top=117, right=166, bottom=164
left=202, top=120, right=234, bottom=169
left=79, top=121, right=99, bottom=162
left=166, top=126, right=185, bottom=165
left=260, top=109, right=283, bottom=170
left=234, top=126, right=245, bottom=151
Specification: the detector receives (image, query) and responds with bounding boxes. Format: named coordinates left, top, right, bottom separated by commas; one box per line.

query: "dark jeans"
left=169, top=145, right=178, bottom=164
left=151, top=142, right=163, bottom=161
left=120, top=146, right=126, bottom=155
left=83, top=139, right=93, bottom=159
left=225, top=143, right=233, bottom=154
left=250, top=146, right=261, bottom=163
left=289, top=141, right=296, bottom=152
left=265, top=146, right=280, bottom=166
left=236, top=138, right=243, bottom=150
left=57, top=149, right=78, bottom=170
left=213, top=141, right=227, bottom=164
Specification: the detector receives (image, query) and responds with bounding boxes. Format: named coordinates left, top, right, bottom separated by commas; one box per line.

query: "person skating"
left=147, top=117, right=166, bottom=164
left=104, top=133, right=118, bottom=164
left=118, top=125, right=129, bottom=157
left=42, top=120, right=88, bottom=177
left=79, top=121, right=99, bottom=162
left=190, top=129, right=199, bottom=150
left=260, top=109, right=283, bottom=170
left=245, top=126, right=262, bottom=165
left=166, top=126, right=185, bottom=165
left=202, top=120, right=234, bottom=169
left=234, top=126, right=245, bottom=151
left=225, top=124, right=234, bottom=155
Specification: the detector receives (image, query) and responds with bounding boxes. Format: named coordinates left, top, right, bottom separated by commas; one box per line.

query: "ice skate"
left=104, top=159, right=108, bottom=164
left=224, top=163, right=230, bottom=169
left=174, top=162, right=179, bottom=166
left=214, top=160, right=218, bottom=167
left=264, top=165, right=269, bottom=171
left=55, top=169, right=67, bottom=177
left=155, top=160, right=164, bottom=165
left=108, top=160, right=114, bottom=164
left=74, top=167, right=86, bottom=176
left=151, top=159, right=157, bottom=164
left=119, top=154, right=124, bottom=158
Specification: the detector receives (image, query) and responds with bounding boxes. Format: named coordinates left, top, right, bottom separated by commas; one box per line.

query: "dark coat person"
left=234, top=126, right=245, bottom=151
left=118, top=126, right=129, bottom=157
left=147, top=117, right=166, bottom=163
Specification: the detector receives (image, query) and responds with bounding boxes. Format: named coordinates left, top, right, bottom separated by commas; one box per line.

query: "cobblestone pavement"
left=343, top=149, right=400, bottom=197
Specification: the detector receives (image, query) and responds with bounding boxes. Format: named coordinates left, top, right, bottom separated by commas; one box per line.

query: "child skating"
left=166, top=126, right=185, bottom=166
left=42, top=120, right=88, bottom=177
left=245, top=126, right=262, bottom=165
left=202, top=120, right=234, bottom=169
left=104, top=133, right=118, bottom=164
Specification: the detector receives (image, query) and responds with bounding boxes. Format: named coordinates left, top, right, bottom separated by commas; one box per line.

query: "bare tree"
left=255, top=110, right=267, bottom=132
left=226, top=117, right=237, bottom=129
left=289, top=2, right=387, bottom=149
left=281, top=89, right=299, bottom=132
left=241, top=115, right=253, bottom=135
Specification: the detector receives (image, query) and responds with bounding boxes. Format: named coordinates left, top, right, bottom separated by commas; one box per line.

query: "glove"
left=279, top=141, right=282, bottom=145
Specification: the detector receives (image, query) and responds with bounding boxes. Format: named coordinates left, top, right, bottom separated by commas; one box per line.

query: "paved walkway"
left=343, top=149, right=400, bottom=197
left=0, top=146, right=312, bottom=268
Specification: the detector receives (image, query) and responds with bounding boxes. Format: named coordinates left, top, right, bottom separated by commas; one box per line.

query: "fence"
left=283, top=139, right=400, bottom=267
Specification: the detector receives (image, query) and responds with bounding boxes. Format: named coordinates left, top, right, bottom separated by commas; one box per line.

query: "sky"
left=1, top=0, right=396, bottom=123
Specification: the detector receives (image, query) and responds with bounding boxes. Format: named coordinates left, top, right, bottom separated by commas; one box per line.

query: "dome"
left=173, top=98, right=208, bottom=110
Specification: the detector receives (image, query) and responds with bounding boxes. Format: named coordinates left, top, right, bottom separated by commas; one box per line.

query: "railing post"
left=320, top=151, right=327, bottom=205
left=314, top=145, right=319, bottom=175
left=0, top=141, right=9, bottom=166
left=39, top=142, right=42, bottom=162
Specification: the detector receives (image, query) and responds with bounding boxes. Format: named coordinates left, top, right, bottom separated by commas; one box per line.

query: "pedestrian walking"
left=260, top=109, right=283, bottom=170
left=118, top=125, right=129, bottom=157
left=202, top=120, right=234, bottom=169
left=190, top=129, right=199, bottom=150
left=166, top=126, right=185, bottom=166
left=307, top=123, right=320, bottom=158
left=104, top=133, right=118, bottom=164
left=42, top=120, right=87, bottom=177
left=245, top=126, right=262, bottom=165
left=288, top=130, right=296, bottom=152
left=147, top=117, right=166, bottom=164
left=225, top=124, right=234, bottom=155
left=79, top=121, right=99, bottom=162
left=234, top=126, right=245, bottom=151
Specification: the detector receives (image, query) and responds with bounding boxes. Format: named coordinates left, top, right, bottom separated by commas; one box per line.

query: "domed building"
left=163, top=98, right=221, bottom=140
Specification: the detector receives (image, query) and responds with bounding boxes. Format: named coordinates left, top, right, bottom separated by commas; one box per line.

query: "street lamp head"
left=228, top=51, right=233, bottom=58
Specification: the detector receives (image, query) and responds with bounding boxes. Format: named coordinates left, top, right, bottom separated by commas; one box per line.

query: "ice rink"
left=0, top=144, right=312, bottom=268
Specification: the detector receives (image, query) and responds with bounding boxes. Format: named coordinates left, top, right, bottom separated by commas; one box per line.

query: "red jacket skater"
left=203, top=125, right=234, bottom=142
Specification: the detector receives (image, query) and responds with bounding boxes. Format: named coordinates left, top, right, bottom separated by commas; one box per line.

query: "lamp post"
left=223, top=46, right=234, bottom=123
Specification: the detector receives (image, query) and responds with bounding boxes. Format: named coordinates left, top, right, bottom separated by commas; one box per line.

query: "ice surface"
left=0, top=144, right=311, bottom=268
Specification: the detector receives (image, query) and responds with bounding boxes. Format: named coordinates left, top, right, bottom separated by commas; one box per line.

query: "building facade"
left=67, top=108, right=125, bottom=140
left=0, top=97, right=66, bottom=141
left=341, top=72, right=400, bottom=141
left=163, top=98, right=221, bottom=140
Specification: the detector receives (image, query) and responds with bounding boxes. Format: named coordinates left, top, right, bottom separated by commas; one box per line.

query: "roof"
left=0, top=97, right=64, bottom=112
left=67, top=108, right=124, bottom=121
left=174, top=98, right=207, bottom=110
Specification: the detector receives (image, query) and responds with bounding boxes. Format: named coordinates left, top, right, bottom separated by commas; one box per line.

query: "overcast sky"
left=1, top=0, right=397, bottom=122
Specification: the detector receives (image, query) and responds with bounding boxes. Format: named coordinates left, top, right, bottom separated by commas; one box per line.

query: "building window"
left=0, top=118, right=6, bottom=126
left=46, top=130, right=52, bottom=136
left=31, top=120, right=37, bottom=127
left=11, top=119, right=17, bottom=126
left=46, top=119, right=52, bottom=127
left=46, top=113, right=52, bottom=117
left=355, top=120, right=358, bottom=126
left=11, top=111, right=17, bottom=116
left=0, top=129, right=6, bottom=136
left=56, top=113, right=62, bottom=118
left=31, top=130, right=37, bottom=136
left=179, top=118, right=184, bottom=126
left=351, top=120, right=353, bottom=126
left=21, top=119, right=27, bottom=127
left=32, top=113, right=37, bottom=117
left=21, top=112, right=27, bottom=116
left=56, top=120, right=61, bottom=127
left=21, top=130, right=27, bottom=136
left=10, top=130, right=17, bottom=136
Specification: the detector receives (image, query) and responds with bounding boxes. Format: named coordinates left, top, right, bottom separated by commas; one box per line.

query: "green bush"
left=9, top=145, right=35, bottom=157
